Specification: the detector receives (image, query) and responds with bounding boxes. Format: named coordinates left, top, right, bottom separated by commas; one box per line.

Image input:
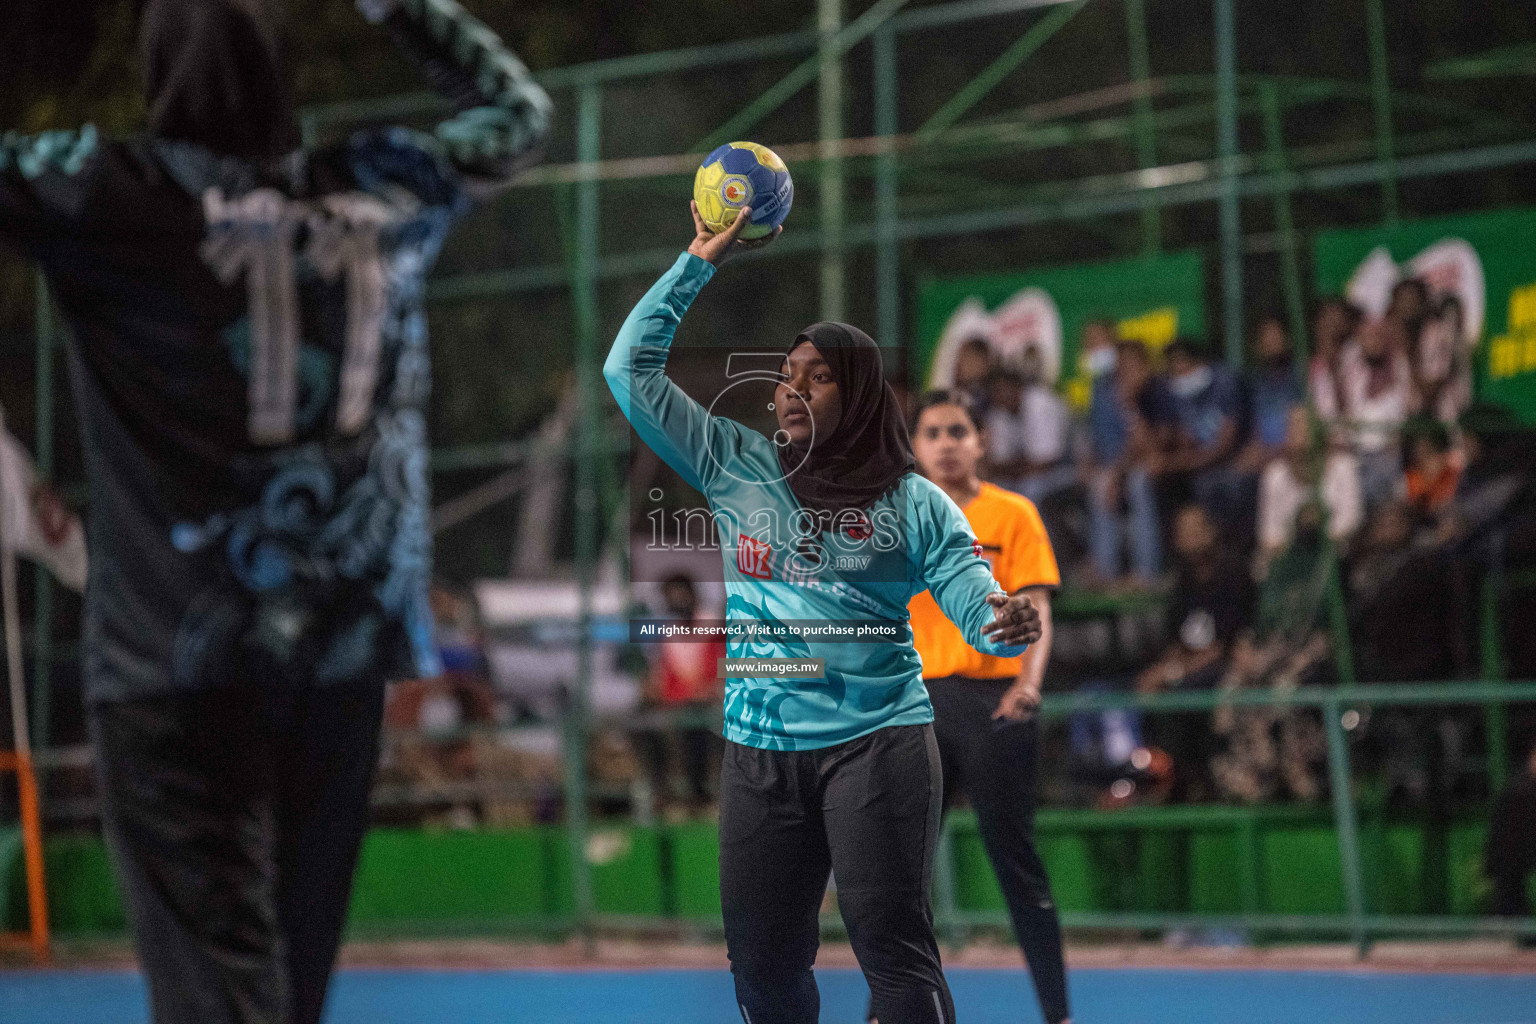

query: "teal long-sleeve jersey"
left=604, top=253, right=1027, bottom=751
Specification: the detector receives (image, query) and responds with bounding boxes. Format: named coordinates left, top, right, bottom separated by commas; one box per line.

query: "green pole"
left=566, top=82, right=602, bottom=946
left=819, top=0, right=847, bottom=322
left=1214, top=0, right=1244, bottom=368
left=1124, top=0, right=1161, bottom=256
left=1259, top=82, right=1309, bottom=369
left=31, top=274, right=55, bottom=754
left=874, top=25, right=900, bottom=354
left=1325, top=545, right=1357, bottom=688
left=1324, top=697, right=1368, bottom=956
left=1364, top=0, right=1399, bottom=224
left=694, top=0, right=911, bottom=153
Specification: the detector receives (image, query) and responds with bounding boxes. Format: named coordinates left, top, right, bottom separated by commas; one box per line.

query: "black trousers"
left=88, top=676, right=386, bottom=1024
left=1486, top=772, right=1536, bottom=918
left=636, top=725, right=718, bottom=805
left=929, top=676, right=1070, bottom=1024
left=720, top=723, right=955, bottom=1024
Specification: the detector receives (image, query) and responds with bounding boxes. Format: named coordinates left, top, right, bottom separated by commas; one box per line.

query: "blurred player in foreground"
left=0, top=0, right=548, bottom=1020
left=604, top=204, right=1041, bottom=1024
left=900, top=389, right=1071, bottom=1024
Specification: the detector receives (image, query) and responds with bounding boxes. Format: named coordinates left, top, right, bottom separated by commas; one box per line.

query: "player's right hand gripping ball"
left=693, top=142, right=794, bottom=240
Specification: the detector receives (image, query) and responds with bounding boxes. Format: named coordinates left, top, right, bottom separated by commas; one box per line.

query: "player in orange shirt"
left=904, top=388, right=1070, bottom=1024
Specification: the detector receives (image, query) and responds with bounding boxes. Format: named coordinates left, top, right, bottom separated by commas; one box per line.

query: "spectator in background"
left=1080, top=318, right=1120, bottom=379
left=954, top=336, right=995, bottom=418
left=1387, top=276, right=1430, bottom=330
left=381, top=584, right=500, bottom=827
left=1430, top=404, right=1527, bottom=554
left=636, top=573, right=725, bottom=817
left=1348, top=499, right=1456, bottom=683
left=1237, top=316, right=1303, bottom=475
left=984, top=364, right=1027, bottom=487
left=0, top=412, right=87, bottom=592
left=1419, top=405, right=1529, bottom=676
left=984, top=347, right=1074, bottom=507
left=1338, top=317, right=1415, bottom=510
left=1308, top=297, right=1362, bottom=429
left=1210, top=515, right=1336, bottom=805
left=1084, top=339, right=1164, bottom=589
left=1155, top=338, right=1246, bottom=531
left=1415, top=295, right=1473, bottom=426
left=1137, top=504, right=1256, bottom=799
left=1404, top=418, right=1463, bottom=518
left=1257, top=407, right=1362, bottom=577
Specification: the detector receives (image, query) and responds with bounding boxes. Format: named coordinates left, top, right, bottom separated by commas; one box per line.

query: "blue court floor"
left=3, top=966, right=1534, bottom=1023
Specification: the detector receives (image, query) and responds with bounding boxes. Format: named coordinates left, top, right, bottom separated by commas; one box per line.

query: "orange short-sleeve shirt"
left=908, top=482, right=1060, bottom=680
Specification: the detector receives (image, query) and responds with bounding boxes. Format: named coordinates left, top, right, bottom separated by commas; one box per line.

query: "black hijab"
left=775, top=323, right=915, bottom=527
left=140, top=0, right=299, bottom=159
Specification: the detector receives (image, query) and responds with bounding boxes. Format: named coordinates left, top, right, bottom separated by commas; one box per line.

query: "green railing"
left=354, top=681, right=1536, bottom=955
left=9, top=681, right=1534, bottom=955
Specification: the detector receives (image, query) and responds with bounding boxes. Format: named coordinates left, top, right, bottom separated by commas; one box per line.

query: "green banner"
left=1314, top=207, right=1536, bottom=424
left=916, top=251, right=1206, bottom=409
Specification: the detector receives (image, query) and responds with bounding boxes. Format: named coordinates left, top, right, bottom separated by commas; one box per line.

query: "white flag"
left=0, top=424, right=87, bottom=593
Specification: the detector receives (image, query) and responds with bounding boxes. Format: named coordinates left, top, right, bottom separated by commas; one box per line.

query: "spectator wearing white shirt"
left=1257, top=406, right=1362, bottom=578
left=1308, top=297, right=1362, bottom=431
left=1337, top=317, right=1416, bottom=510
left=983, top=347, right=1074, bottom=507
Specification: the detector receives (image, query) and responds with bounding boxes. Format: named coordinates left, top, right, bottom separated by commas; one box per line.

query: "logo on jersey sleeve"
left=736, top=536, right=773, bottom=580
left=972, top=540, right=985, bottom=559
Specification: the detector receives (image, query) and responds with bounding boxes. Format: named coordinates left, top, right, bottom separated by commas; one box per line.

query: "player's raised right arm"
left=602, top=206, right=777, bottom=495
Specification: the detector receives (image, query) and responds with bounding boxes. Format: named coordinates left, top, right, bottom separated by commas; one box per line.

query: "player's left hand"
left=688, top=202, right=781, bottom=267
left=992, top=681, right=1041, bottom=722
left=981, top=591, right=1041, bottom=648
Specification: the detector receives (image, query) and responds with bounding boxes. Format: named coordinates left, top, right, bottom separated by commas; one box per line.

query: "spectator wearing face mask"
left=1080, top=318, right=1119, bottom=380
left=1083, top=337, right=1166, bottom=589
left=1337, top=317, right=1417, bottom=510
left=1154, top=338, right=1246, bottom=531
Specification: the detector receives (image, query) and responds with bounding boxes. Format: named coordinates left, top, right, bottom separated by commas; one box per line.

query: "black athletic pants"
left=929, top=675, right=1070, bottom=1024
left=88, top=676, right=386, bottom=1024
left=636, top=724, right=717, bottom=805
left=1486, top=771, right=1536, bottom=920
left=720, top=723, right=955, bottom=1024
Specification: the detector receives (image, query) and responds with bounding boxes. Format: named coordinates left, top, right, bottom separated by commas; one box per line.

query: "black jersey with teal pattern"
left=0, top=0, right=550, bottom=703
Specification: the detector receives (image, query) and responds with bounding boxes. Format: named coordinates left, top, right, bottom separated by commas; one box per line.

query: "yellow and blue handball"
left=693, top=141, right=794, bottom=240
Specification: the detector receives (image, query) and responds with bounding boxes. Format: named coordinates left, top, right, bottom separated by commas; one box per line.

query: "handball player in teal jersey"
left=605, top=205, right=1041, bottom=1024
